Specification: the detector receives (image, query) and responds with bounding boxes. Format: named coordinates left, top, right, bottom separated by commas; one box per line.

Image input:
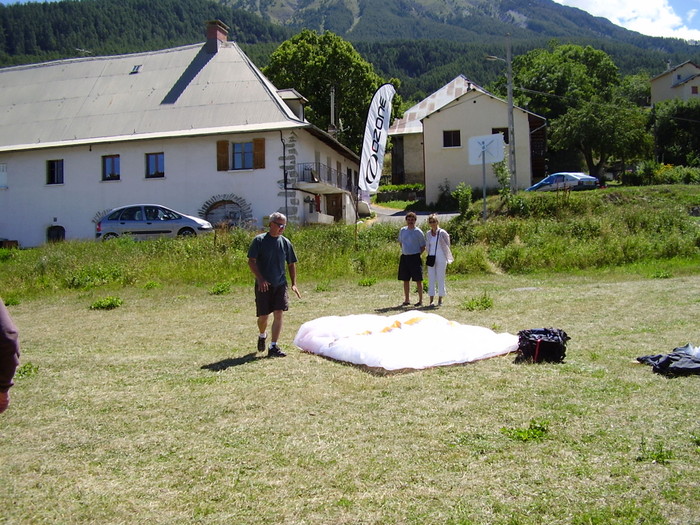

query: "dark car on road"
left=96, top=204, right=213, bottom=240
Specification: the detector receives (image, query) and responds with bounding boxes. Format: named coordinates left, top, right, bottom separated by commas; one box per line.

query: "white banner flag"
left=358, top=83, right=396, bottom=196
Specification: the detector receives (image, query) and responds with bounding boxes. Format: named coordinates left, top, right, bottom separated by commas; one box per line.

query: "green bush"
left=0, top=248, right=16, bottom=263
left=433, top=179, right=457, bottom=211
left=89, top=296, right=123, bottom=310
left=377, top=183, right=424, bottom=193
left=501, top=420, right=550, bottom=442
left=461, top=292, right=493, bottom=311
left=623, top=162, right=700, bottom=186
left=656, top=165, right=700, bottom=184
left=65, top=264, right=132, bottom=289
left=451, top=182, right=474, bottom=218
left=15, top=362, right=38, bottom=379
left=358, top=277, right=377, bottom=287
left=209, top=282, right=231, bottom=295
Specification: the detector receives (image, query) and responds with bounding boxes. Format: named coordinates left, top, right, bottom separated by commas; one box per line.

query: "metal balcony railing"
left=296, top=162, right=356, bottom=193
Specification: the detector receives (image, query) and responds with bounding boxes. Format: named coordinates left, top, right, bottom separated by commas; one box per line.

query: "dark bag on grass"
left=515, top=328, right=570, bottom=363
left=637, top=344, right=700, bottom=376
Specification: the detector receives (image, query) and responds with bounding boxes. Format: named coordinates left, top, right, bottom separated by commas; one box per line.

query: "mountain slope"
left=228, top=0, right=692, bottom=52
left=2, top=0, right=699, bottom=101
left=229, top=0, right=700, bottom=98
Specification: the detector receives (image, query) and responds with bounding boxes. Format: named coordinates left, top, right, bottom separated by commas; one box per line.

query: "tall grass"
left=1, top=185, right=698, bottom=300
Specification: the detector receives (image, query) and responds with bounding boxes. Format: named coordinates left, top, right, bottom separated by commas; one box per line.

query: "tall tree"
left=508, top=42, right=652, bottom=177
left=263, top=29, right=401, bottom=153
left=550, top=95, right=652, bottom=178
left=652, top=98, right=700, bottom=167
left=512, top=42, right=620, bottom=120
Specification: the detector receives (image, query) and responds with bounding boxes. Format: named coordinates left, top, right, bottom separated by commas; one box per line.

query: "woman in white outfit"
left=424, top=213, right=454, bottom=306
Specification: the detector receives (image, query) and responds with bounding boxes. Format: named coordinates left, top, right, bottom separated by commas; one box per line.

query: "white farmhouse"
left=0, top=20, right=360, bottom=247
left=389, top=75, right=546, bottom=205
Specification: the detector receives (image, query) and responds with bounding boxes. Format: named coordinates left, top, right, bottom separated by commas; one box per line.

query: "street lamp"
left=486, top=35, right=516, bottom=193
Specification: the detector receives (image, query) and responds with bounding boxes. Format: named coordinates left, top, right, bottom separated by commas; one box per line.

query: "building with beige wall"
left=650, top=61, right=700, bottom=105
left=389, top=76, right=546, bottom=205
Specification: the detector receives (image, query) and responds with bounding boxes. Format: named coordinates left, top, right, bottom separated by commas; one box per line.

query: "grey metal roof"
left=388, top=75, right=485, bottom=136
left=0, top=40, right=307, bottom=152
left=388, top=74, right=543, bottom=136
left=650, top=60, right=700, bottom=81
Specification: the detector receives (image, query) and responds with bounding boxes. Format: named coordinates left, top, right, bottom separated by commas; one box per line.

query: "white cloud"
left=554, top=0, right=700, bottom=40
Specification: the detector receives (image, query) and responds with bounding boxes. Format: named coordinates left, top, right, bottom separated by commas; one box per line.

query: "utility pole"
left=506, top=35, right=516, bottom=193
left=487, top=34, right=516, bottom=193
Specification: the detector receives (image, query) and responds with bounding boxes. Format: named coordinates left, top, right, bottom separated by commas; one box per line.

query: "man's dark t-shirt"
left=247, top=233, right=297, bottom=287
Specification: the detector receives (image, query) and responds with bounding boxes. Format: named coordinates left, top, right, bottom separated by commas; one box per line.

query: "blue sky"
left=553, top=0, right=700, bottom=40
left=2, top=0, right=700, bottom=40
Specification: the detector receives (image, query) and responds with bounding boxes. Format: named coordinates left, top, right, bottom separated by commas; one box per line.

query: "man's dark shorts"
left=255, top=284, right=289, bottom=317
left=398, top=253, right=423, bottom=282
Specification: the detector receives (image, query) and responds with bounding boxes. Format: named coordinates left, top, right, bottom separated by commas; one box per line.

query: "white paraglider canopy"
left=294, top=310, right=518, bottom=371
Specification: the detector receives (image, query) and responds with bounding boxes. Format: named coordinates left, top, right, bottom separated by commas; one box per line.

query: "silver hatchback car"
left=526, top=172, right=599, bottom=192
left=96, top=204, right=213, bottom=240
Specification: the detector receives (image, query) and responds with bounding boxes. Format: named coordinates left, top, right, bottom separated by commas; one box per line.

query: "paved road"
left=370, top=204, right=458, bottom=225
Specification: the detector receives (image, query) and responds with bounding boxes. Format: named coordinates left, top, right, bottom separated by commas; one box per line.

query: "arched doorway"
left=47, top=225, right=65, bottom=242
left=199, top=194, right=253, bottom=229
left=206, top=201, right=245, bottom=228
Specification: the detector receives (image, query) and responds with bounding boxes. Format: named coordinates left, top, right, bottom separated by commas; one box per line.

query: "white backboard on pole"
left=468, top=134, right=505, bottom=165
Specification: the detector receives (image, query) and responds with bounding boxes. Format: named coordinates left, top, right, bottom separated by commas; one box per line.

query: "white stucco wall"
left=422, top=93, right=533, bottom=205
left=0, top=129, right=358, bottom=247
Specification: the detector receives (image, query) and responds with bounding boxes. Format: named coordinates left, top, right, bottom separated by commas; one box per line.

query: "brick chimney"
left=205, top=20, right=229, bottom=54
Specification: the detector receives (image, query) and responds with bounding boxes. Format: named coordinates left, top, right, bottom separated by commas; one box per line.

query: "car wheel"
left=102, top=233, right=118, bottom=241
left=178, top=228, right=195, bottom=237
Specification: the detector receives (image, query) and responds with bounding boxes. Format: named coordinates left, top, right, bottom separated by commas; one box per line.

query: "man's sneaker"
left=257, top=335, right=266, bottom=352
left=268, top=345, right=286, bottom=358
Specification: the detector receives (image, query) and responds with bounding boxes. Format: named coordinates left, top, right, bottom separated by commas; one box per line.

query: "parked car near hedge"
left=96, top=204, right=213, bottom=240
left=526, top=172, right=599, bottom=192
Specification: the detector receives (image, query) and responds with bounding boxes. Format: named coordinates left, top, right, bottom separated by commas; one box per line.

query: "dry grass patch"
left=2, top=272, right=699, bottom=524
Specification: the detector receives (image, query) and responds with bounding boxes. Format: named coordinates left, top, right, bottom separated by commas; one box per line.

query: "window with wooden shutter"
left=216, top=140, right=230, bottom=171
left=253, top=138, right=265, bottom=169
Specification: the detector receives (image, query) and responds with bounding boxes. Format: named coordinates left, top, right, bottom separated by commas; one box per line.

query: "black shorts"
left=398, top=253, right=423, bottom=282
left=254, top=284, right=289, bottom=317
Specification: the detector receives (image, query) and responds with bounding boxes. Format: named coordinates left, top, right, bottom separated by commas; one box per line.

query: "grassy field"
left=2, top=268, right=699, bottom=524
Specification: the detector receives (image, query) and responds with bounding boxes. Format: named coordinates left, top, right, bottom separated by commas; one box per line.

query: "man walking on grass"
left=247, top=212, right=300, bottom=357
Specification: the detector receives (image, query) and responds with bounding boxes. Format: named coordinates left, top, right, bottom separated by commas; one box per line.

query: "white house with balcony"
left=389, top=75, right=546, bottom=205
left=0, top=20, right=358, bottom=247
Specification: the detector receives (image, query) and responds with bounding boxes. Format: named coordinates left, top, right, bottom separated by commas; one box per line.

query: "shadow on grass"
left=306, top=351, right=418, bottom=377
left=374, top=303, right=437, bottom=313
left=374, top=304, right=408, bottom=313
left=201, top=352, right=264, bottom=371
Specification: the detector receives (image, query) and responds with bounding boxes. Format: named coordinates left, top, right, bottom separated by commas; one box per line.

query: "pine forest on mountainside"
left=1, top=0, right=700, bottom=103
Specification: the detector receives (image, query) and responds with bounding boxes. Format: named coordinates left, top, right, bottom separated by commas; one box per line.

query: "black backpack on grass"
left=515, top=328, right=570, bottom=363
